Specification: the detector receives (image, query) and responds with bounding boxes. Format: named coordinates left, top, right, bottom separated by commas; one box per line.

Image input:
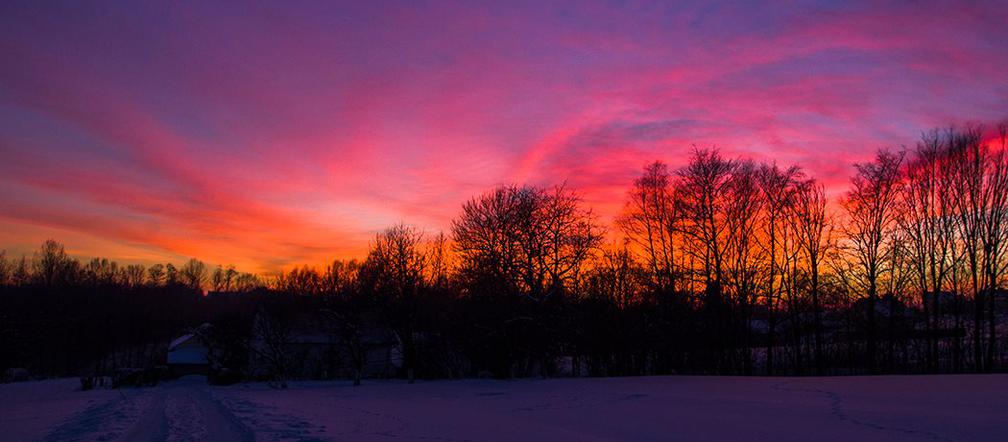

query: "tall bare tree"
left=839, top=149, right=905, bottom=373
left=589, top=244, right=645, bottom=309
left=34, top=239, right=77, bottom=287
left=426, top=232, right=452, bottom=290
left=979, top=125, right=1008, bottom=369
left=0, top=251, right=10, bottom=286
left=789, top=178, right=832, bottom=373
left=453, top=184, right=601, bottom=377
left=121, top=264, right=146, bottom=289
left=675, top=148, right=736, bottom=297
left=212, top=265, right=227, bottom=292
left=179, top=258, right=208, bottom=292
left=901, top=130, right=962, bottom=371
left=757, top=162, right=803, bottom=374
left=453, top=184, right=602, bottom=301
left=360, top=223, right=428, bottom=383
left=147, top=263, right=166, bottom=286
left=618, top=161, right=679, bottom=291
left=723, top=160, right=763, bottom=373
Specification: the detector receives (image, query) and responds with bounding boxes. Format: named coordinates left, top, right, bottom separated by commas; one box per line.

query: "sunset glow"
left=2, top=1, right=1006, bottom=273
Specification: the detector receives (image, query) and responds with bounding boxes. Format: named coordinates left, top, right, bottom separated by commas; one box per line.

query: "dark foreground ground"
left=1, top=374, right=1005, bottom=441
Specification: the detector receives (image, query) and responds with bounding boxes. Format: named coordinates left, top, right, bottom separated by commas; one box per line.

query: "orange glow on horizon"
left=2, top=2, right=1006, bottom=274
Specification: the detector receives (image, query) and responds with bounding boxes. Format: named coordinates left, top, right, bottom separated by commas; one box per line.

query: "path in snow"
left=120, top=376, right=252, bottom=442
left=35, top=376, right=251, bottom=442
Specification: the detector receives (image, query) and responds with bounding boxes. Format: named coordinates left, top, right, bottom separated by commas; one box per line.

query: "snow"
left=120, top=376, right=250, bottom=442
left=0, top=378, right=139, bottom=442
left=1, top=375, right=1005, bottom=441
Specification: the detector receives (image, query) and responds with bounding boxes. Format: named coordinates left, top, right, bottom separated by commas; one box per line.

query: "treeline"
left=0, top=242, right=267, bottom=379
left=1, top=124, right=1006, bottom=380
left=0, top=245, right=263, bottom=292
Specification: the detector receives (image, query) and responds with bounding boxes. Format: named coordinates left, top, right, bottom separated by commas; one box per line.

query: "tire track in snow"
left=43, top=377, right=253, bottom=442
left=772, top=380, right=957, bottom=442
left=42, top=389, right=152, bottom=442
left=215, top=395, right=326, bottom=441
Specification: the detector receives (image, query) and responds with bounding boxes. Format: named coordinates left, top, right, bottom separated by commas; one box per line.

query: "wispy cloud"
left=1, top=0, right=1005, bottom=272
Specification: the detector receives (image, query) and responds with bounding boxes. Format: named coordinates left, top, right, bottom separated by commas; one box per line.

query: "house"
left=167, top=324, right=211, bottom=377
left=248, top=309, right=402, bottom=380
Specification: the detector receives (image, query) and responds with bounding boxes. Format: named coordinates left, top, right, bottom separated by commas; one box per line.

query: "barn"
left=167, top=324, right=211, bottom=377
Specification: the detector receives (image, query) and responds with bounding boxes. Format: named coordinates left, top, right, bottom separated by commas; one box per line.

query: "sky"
left=1, top=0, right=1006, bottom=274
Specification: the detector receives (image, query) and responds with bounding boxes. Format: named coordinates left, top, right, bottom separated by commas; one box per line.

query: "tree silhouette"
left=789, top=178, right=832, bottom=373
left=618, top=161, right=680, bottom=292
left=359, top=223, right=428, bottom=383
left=180, top=258, right=208, bottom=292
left=1, top=122, right=1007, bottom=382
left=757, top=162, right=803, bottom=375
left=838, top=149, right=905, bottom=373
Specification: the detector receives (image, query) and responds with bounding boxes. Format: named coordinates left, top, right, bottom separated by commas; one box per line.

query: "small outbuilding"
left=167, top=324, right=211, bottom=377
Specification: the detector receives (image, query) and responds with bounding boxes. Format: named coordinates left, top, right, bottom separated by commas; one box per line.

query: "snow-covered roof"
left=169, top=323, right=212, bottom=350
left=169, top=334, right=194, bottom=351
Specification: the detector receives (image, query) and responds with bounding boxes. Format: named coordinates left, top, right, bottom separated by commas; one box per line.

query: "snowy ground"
left=1, top=375, right=1005, bottom=441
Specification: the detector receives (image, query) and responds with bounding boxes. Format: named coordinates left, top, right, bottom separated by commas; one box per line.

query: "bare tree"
left=211, top=265, right=228, bottom=292
left=618, top=161, right=680, bottom=291
left=179, top=258, right=208, bottom=292
left=589, top=244, right=645, bottom=309
left=723, top=160, right=763, bottom=373
left=234, top=272, right=264, bottom=292
left=980, top=125, right=1008, bottom=369
left=453, top=184, right=602, bottom=377
left=224, top=265, right=238, bottom=292
left=251, top=306, right=293, bottom=388
left=360, top=223, right=428, bottom=383
left=33, top=239, right=77, bottom=287
left=675, top=148, right=736, bottom=296
left=147, top=263, right=166, bottom=286
left=165, top=263, right=179, bottom=286
left=789, top=178, right=832, bottom=373
left=453, top=184, right=602, bottom=302
left=900, top=130, right=962, bottom=371
left=839, top=149, right=905, bottom=373
left=426, top=232, right=452, bottom=290
left=12, top=255, right=30, bottom=286
left=321, top=259, right=367, bottom=385
left=121, top=264, right=146, bottom=289
left=756, top=162, right=803, bottom=375
left=0, top=250, right=10, bottom=286
left=325, top=259, right=360, bottom=294
left=84, top=258, right=117, bottom=286
left=273, top=266, right=327, bottom=295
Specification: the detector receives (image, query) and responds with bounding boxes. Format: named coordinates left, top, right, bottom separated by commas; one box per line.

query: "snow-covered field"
left=1, top=375, right=1005, bottom=442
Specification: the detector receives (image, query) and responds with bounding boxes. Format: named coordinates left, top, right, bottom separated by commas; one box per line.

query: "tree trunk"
left=867, top=279, right=877, bottom=374
left=811, top=269, right=824, bottom=374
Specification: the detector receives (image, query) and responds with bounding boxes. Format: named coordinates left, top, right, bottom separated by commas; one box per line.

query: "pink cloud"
left=1, top=1, right=1006, bottom=272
